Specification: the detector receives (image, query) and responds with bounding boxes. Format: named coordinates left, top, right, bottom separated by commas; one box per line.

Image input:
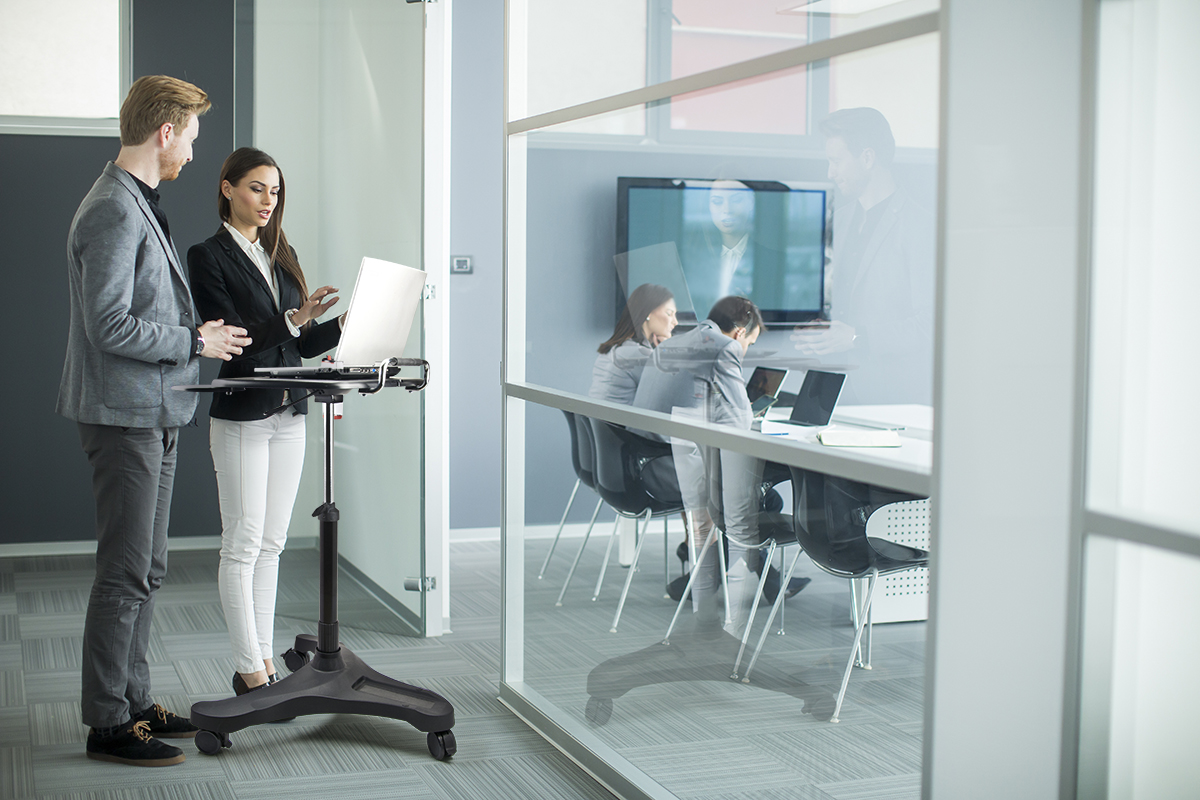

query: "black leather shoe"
left=232, top=672, right=267, bottom=696
left=763, top=574, right=812, bottom=605
left=86, top=719, right=185, bottom=766
left=132, top=703, right=197, bottom=739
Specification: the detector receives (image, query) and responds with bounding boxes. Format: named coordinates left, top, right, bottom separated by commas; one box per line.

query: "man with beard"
left=58, top=75, right=250, bottom=766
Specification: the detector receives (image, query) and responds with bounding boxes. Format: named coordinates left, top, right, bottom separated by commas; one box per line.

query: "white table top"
left=759, top=403, right=933, bottom=494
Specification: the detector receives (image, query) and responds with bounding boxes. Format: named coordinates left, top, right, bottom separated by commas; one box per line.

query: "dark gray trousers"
left=77, top=423, right=177, bottom=729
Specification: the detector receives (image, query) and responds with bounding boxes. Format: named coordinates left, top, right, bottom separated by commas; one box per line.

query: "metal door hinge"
left=404, top=576, right=437, bottom=592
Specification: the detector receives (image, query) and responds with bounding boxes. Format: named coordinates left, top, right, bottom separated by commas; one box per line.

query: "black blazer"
left=188, top=227, right=341, bottom=421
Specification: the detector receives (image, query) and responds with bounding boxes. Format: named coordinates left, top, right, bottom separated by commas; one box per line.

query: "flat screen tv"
left=616, top=177, right=833, bottom=326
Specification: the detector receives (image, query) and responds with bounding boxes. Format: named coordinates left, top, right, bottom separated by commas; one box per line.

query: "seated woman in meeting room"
left=589, top=283, right=678, bottom=404
left=589, top=283, right=679, bottom=565
left=188, top=147, right=343, bottom=697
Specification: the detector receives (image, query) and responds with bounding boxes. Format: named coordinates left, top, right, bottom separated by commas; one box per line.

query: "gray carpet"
left=1, top=538, right=925, bottom=799
left=524, top=531, right=926, bottom=799
left=0, top=545, right=614, bottom=800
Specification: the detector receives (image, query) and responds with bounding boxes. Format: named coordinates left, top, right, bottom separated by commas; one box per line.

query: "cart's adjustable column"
left=314, top=394, right=342, bottom=660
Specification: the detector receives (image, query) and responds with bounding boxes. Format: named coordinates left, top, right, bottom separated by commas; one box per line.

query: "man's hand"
left=790, top=319, right=856, bottom=356
left=198, top=319, right=251, bottom=361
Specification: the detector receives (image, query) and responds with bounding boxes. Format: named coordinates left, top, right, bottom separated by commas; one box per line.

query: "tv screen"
left=616, top=177, right=833, bottom=326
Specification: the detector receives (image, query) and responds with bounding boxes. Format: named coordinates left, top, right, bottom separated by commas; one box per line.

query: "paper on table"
left=817, top=428, right=902, bottom=448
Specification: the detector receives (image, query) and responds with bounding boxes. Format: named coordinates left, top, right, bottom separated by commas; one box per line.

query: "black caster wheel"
left=195, top=729, right=232, bottom=756
left=585, top=696, right=612, bottom=727
left=427, top=730, right=456, bottom=761
left=281, top=647, right=310, bottom=673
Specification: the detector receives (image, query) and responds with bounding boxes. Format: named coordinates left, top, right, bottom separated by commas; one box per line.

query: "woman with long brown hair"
left=589, top=283, right=677, bottom=404
left=188, top=147, right=342, bottom=697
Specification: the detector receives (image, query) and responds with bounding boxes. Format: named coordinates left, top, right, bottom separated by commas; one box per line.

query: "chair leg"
left=539, top=479, right=580, bottom=579
left=556, top=498, right=603, bottom=606
left=591, top=517, right=622, bottom=602
left=661, top=525, right=721, bottom=644
left=863, top=577, right=874, bottom=669
left=732, top=542, right=776, bottom=680
left=663, top=517, right=671, bottom=599
left=852, top=577, right=875, bottom=669
left=831, top=571, right=878, bottom=723
left=776, top=547, right=787, bottom=636
left=610, top=510, right=652, bottom=633
left=717, top=531, right=731, bottom=627
left=741, top=547, right=803, bottom=684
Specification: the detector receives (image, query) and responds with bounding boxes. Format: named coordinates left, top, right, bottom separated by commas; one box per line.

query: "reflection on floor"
left=527, top=532, right=925, bottom=800
left=0, top=544, right=615, bottom=800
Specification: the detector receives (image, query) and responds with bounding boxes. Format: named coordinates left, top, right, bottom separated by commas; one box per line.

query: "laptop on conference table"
left=776, top=369, right=846, bottom=426
left=256, top=256, right=426, bottom=378
left=746, top=366, right=787, bottom=417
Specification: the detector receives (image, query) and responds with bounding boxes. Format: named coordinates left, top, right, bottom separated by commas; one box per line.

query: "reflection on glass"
left=791, top=106, right=934, bottom=404
left=526, top=382, right=929, bottom=795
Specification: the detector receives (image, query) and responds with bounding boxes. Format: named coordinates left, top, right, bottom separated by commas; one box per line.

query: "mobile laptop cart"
left=180, top=359, right=456, bottom=761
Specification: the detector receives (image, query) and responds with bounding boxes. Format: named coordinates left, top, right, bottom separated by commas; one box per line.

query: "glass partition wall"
left=503, top=5, right=940, bottom=797
left=1075, top=0, right=1200, bottom=796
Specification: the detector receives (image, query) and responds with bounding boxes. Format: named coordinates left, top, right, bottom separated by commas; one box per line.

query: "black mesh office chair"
left=538, top=411, right=604, bottom=586
left=738, top=466, right=928, bottom=722
left=588, top=419, right=686, bottom=633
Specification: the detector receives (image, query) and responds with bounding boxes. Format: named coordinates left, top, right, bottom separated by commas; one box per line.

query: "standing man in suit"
left=57, top=75, right=251, bottom=767
left=791, top=107, right=935, bottom=405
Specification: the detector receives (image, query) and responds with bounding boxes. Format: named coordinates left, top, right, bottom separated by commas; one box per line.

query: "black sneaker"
left=132, top=703, right=197, bottom=739
left=86, top=719, right=185, bottom=767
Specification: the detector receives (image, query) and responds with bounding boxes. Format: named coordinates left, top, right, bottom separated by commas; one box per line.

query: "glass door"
left=254, top=0, right=432, bottom=634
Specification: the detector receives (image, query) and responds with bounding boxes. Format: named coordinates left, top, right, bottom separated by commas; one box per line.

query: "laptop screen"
left=334, top=257, right=426, bottom=366
left=745, top=367, right=787, bottom=403
left=788, top=370, right=846, bottom=426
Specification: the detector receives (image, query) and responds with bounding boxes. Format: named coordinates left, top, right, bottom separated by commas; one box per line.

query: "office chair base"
left=190, top=643, right=456, bottom=760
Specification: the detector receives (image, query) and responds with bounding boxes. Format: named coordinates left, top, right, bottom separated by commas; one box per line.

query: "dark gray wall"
left=0, top=0, right=241, bottom=544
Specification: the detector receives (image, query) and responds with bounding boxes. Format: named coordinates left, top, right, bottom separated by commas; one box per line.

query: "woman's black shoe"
left=231, top=672, right=267, bottom=696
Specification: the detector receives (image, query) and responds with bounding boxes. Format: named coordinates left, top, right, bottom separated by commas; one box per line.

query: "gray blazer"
left=588, top=338, right=651, bottom=406
left=631, top=320, right=752, bottom=439
left=57, top=162, right=200, bottom=427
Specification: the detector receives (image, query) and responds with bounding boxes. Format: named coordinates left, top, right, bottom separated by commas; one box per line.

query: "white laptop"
left=256, top=256, right=426, bottom=377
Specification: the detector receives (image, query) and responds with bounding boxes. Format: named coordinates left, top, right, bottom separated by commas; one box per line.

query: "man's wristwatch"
left=194, top=331, right=205, bottom=356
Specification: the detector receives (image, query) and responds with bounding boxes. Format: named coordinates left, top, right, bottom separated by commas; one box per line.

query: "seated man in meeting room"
left=632, top=296, right=807, bottom=635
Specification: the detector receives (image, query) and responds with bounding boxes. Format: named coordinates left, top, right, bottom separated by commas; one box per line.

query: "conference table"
left=760, top=403, right=934, bottom=624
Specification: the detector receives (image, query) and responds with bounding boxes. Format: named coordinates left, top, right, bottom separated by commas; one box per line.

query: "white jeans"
left=210, top=413, right=307, bottom=674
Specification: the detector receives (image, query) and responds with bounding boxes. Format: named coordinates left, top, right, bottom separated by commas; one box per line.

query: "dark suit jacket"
left=830, top=187, right=935, bottom=405
left=187, top=228, right=341, bottom=421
